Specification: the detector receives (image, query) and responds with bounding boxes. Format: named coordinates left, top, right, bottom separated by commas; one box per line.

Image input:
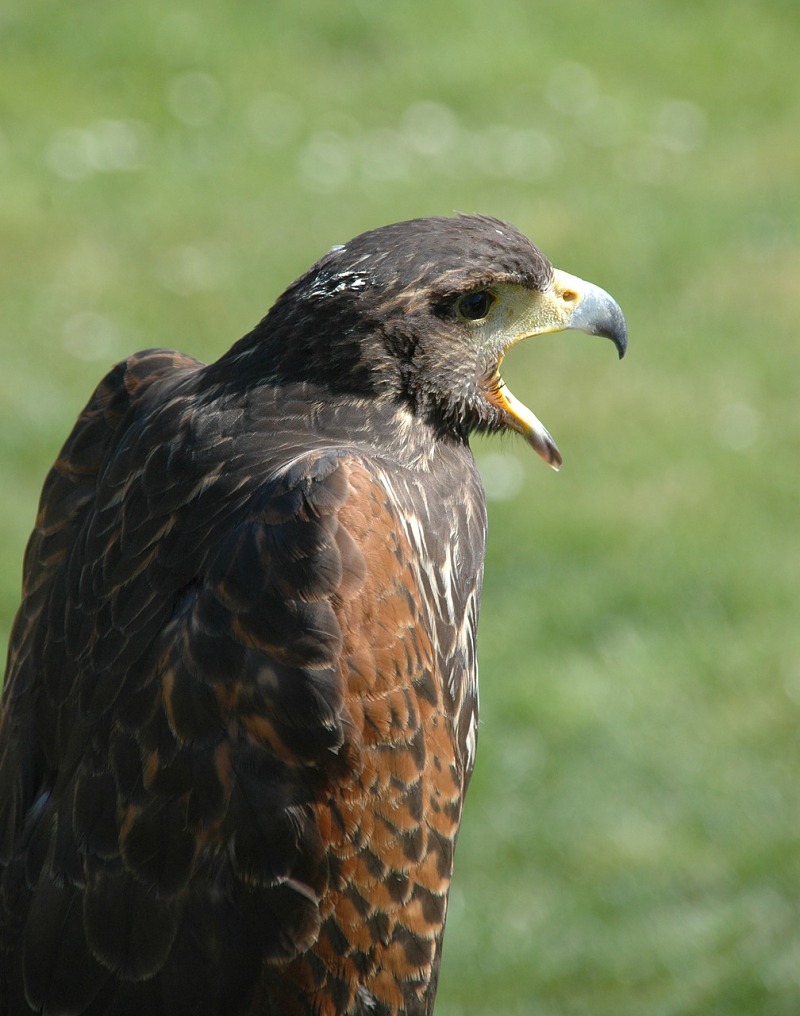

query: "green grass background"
left=1, top=1, right=798, bottom=1013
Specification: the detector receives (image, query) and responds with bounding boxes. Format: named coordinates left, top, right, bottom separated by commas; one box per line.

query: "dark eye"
left=457, top=290, right=495, bottom=321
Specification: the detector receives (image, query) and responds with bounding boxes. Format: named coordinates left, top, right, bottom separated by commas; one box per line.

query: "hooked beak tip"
left=570, top=283, right=628, bottom=358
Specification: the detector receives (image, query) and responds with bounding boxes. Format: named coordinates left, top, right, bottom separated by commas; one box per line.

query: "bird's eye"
left=457, top=290, right=495, bottom=322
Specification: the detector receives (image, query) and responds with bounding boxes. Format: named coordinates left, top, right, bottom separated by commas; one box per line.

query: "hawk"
left=0, top=215, right=626, bottom=1015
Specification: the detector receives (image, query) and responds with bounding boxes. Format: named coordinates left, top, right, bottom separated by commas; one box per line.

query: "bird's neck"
left=204, top=320, right=472, bottom=471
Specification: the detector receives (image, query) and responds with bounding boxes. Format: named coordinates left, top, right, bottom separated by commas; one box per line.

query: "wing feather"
left=1, top=353, right=483, bottom=1015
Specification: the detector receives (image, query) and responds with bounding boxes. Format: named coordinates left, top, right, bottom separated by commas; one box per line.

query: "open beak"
left=486, top=269, right=627, bottom=470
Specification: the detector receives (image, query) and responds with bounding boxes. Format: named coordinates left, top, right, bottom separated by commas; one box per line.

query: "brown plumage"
left=0, top=214, right=626, bottom=1015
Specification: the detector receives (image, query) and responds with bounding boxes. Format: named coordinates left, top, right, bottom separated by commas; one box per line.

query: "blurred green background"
left=1, top=1, right=798, bottom=1013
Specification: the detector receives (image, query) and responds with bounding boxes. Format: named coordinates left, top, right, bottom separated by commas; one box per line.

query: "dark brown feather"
left=0, top=215, right=575, bottom=1015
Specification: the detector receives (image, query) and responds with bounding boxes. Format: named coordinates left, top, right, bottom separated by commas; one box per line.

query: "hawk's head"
left=234, top=214, right=627, bottom=469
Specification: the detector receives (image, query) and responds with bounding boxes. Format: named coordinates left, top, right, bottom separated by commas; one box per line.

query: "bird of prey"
left=0, top=214, right=626, bottom=1016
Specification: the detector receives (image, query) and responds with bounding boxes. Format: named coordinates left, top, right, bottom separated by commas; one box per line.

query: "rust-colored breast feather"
left=0, top=351, right=480, bottom=1016
left=269, top=464, right=465, bottom=1015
